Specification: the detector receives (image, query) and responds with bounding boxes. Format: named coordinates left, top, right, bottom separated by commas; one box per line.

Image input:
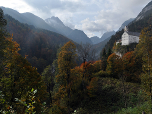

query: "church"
left=116, top=26, right=140, bottom=45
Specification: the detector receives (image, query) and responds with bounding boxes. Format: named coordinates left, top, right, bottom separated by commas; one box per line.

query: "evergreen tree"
left=101, top=48, right=107, bottom=71
left=0, top=8, right=8, bottom=75
left=42, top=65, right=55, bottom=107
left=107, top=48, right=112, bottom=57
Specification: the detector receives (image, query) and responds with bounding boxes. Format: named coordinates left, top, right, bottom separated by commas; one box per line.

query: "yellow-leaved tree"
left=135, top=26, right=152, bottom=102
left=52, top=41, right=77, bottom=114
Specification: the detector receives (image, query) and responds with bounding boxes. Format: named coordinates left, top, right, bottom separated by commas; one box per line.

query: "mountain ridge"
left=1, top=6, right=93, bottom=44
left=90, top=31, right=115, bottom=45
left=134, top=1, right=152, bottom=22
left=45, top=17, right=92, bottom=44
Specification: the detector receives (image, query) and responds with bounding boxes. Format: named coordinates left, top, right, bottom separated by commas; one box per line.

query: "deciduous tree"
left=55, top=41, right=77, bottom=114
left=135, top=26, right=152, bottom=102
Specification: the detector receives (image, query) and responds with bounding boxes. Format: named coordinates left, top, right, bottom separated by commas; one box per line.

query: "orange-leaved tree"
left=1, top=35, right=47, bottom=113
left=53, top=41, right=77, bottom=114
left=106, top=53, right=122, bottom=78
left=122, top=51, right=142, bottom=82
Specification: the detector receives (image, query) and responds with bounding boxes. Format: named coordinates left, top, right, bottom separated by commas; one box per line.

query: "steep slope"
left=100, top=31, right=115, bottom=42
left=90, top=36, right=100, bottom=44
left=21, top=12, right=57, bottom=33
left=91, top=31, right=115, bottom=45
left=45, top=17, right=73, bottom=36
left=1, top=7, right=31, bottom=24
left=118, top=18, right=134, bottom=31
left=93, top=36, right=112, bottom=58
left=5, top=14, right=71, bottom=73
left=1, top=7, right=57, bottom=33
left=2, top=7, right=92, bottom=45
left=103, top=1, right=152, bottom=52
left=134, top=1, right=152, bottom=22
left=46, top=17, right=92, bottom=44
left=67, top=29, right=93, bottom=44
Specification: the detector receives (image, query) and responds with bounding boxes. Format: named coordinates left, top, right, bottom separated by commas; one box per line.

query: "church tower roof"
left=124, top=26, right=128, bottom=32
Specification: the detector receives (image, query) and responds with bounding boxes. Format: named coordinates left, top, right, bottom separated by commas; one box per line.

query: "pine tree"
left=101, top=48, right=107, bottom=71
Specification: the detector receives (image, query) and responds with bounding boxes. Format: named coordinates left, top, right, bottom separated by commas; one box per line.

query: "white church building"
left=116, top=26, right=140, bottom=45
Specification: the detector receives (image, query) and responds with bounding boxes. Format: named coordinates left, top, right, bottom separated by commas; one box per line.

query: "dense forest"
left=5, top=14, right=72, bottom=73
left=1, top=7, right=152, bottom=114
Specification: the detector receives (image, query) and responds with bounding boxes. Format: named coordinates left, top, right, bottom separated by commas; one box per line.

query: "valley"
left=1, top=0, right=152, bottom=113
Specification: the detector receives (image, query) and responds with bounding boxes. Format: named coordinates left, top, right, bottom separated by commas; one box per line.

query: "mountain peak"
left=45, top=16, right=64, bottom=26
left=118, top=18, right=134, bottom=31
left=135, top=1, right=152, bottom=21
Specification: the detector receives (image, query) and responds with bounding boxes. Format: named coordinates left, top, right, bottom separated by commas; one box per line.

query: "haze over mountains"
left=45, top=16, right=73, bottom=36
left=1, top=6, right=122, bottom=45
left=1, top=3, right=146, bottom=60
left=1, top=7, right=57, bottom=33
left=118, top=18, right=135, bottom=31
left=90, top=31, right=115, bottom=44
left=1, top=5, right=138, bottom=61
left=1, top=6, right=94, bottom=44
left=45, top=17, right=92, bottom=44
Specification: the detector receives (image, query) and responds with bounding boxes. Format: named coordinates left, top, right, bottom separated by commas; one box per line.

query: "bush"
left=92, top=70, right=109, bottom=77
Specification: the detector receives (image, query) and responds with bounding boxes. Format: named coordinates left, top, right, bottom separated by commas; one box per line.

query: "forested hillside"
left=5, top=14, right=71, bottom=73
left=1, top=2, right=152, bottom=113
left=103, top=2, right=152, bottom=53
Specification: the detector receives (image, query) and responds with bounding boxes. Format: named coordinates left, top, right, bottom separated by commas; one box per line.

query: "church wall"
left=116, top=26, right=140, bottom=46
left=129, top=35, right=139, bottom=44
left=122, top=32, right=129, bottom=45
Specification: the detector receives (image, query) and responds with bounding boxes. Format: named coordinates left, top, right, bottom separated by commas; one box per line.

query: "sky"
left=0, top=0, right=151, bottom=38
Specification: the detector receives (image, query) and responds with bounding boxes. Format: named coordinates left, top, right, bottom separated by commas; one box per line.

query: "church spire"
left=124, top=26, right=128, bottom=32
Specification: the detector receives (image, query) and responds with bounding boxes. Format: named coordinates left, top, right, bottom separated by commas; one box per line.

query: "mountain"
left=45, top=17, right=73, bottom=36
left=118, top=18, right=134, bottom=31
left=103, top=0, right=152, bottom=53
left=93, top=36, right=112, bottom=58
left=100, top=31, right=115, bottom=42
left=134, top=1, right=152, bottom=22
left=5, top=14, right=72, bottom=73
left=45, top=16, right=64, bottom=26
left=90, top=31, right=115, bottom=45
left=1, top=7, right=92, bottom=44
left=45, top=17, right=92, bottom=44
left=67, top=29, right=92, bottom=44
left=1, top=7, right=31, bottom=24
left=21, top=13, right=57, bottom=32
left=1, top=7, right=57, bottom=33
left=90, top=36, right=100, bottom=44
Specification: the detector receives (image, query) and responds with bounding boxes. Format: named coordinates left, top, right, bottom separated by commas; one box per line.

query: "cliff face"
left=135, top=1, right=152, bottom=21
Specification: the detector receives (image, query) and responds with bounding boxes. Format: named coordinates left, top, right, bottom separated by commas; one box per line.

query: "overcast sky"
left=0, top=0, right=151, bottom=37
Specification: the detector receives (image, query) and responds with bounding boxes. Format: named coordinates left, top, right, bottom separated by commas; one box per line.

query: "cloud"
left=1, top=0, right=151, bottom=37
left=23, top=0, right=84, bottom=13
left=75, top=0, right=151, bottom=37
left=0, top=0, right=33, bottom=13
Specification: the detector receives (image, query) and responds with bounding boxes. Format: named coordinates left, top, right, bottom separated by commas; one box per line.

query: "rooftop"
left=127, top=32, right=140, bottom=37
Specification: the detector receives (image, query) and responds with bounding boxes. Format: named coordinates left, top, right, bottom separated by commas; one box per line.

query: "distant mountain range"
left=1, top=6, right=92, bottom=44
left=90, top=31, right=115, bottom=45
left=118, top=18, right=134, bottom=31
left=103, top=0, right=152, bottom=53
left=1, top=7, right=57, bottom=33
left=2, top=0, right=152, bottom=61
left=45, top=17, right=73, bottom=36
left=45, top=17, right=92, bottom=44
